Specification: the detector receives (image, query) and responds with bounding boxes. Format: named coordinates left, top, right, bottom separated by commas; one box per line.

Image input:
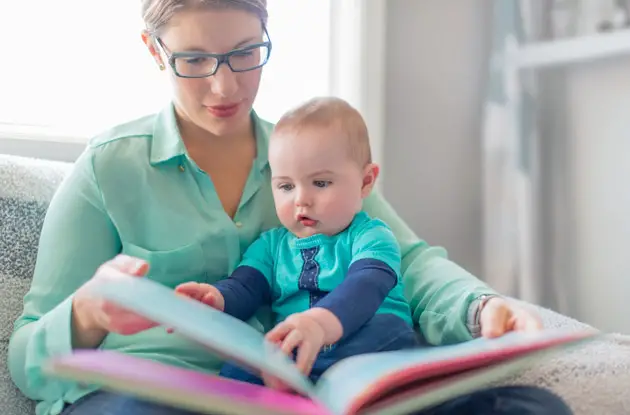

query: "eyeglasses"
left=155, top=25, right=272, bottom=78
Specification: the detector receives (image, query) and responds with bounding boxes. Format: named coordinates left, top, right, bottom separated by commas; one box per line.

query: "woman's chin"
left=198, top=109, right=250, bottom=137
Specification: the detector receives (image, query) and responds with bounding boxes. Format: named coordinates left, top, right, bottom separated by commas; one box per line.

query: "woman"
left=7, top=1, right=571, bottom=414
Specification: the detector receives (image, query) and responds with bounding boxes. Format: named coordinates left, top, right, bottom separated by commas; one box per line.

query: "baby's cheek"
left=275, top=200, right=294, bottom=222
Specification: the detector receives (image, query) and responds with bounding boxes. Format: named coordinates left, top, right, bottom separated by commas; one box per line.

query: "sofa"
left=1, top=152, right=630, bottom=415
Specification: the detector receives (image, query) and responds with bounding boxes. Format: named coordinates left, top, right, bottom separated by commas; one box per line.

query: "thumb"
left=111, top=255, right=149, bottom=277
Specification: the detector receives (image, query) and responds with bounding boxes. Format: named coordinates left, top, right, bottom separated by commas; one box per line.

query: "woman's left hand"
left=479, top=297, right=543, bottom=338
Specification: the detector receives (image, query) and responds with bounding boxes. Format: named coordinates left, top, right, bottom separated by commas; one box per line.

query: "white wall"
left=382, top=0, right=493, bottom=276
left=381, top=0, right=630, bottom=334
left=565, top=56, right=630, bottom=333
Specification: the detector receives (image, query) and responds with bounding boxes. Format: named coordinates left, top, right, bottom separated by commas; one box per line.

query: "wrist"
left=71, top=295, right=104, bottom=333
left=307, top=308, right=343, bottom=344
left=467, top=294, right=501, bottom=337
left=213, top=288, right=226, bottom=312
left=71, top=295, right=109, bottom=349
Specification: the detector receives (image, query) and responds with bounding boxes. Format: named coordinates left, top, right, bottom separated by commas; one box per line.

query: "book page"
left=85, top=276, right=316, bottom=397
left=313, top=329, right=596, bottom=415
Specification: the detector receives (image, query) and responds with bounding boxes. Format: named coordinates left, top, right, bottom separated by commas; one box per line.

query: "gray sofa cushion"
left=1, top=154, right=71, bottom=415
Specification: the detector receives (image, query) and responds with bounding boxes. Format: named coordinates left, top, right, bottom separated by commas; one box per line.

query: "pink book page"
left=314, top=329, right=598, bottom=415
left=47, top=350, right=332, bottom=415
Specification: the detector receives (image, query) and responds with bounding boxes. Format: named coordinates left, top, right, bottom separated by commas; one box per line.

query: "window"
left=0, top=0, right=331, bottom=140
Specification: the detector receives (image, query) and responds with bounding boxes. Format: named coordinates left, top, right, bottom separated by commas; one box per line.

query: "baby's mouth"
left=297, top=214, right=317, bottom=227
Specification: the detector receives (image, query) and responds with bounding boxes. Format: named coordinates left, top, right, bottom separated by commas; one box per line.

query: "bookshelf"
left=517, top=29, right=630, bottom=69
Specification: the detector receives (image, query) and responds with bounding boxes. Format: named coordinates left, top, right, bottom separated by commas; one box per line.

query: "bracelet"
left=474, top=294, right=500, bottom=326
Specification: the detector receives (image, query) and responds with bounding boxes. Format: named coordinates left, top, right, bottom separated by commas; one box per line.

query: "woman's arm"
left=362, top=190, right=498, bottom=345
left=8, top=148, right=121, bottom=400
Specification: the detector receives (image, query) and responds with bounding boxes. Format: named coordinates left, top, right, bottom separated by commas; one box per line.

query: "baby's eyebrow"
left=307, top=170, right=335, bottom=177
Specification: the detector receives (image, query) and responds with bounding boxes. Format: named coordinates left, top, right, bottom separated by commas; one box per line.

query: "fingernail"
left=131, top=259, right=146, bottom=273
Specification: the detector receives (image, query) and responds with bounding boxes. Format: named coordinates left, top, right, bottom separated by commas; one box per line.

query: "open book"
left=44, top=276, right=597, bottom=415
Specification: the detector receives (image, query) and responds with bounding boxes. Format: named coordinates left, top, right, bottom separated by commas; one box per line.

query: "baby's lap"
left=329, top=313, right=418, bottom=356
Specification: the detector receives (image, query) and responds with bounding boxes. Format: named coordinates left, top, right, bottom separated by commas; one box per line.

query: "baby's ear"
left=361, top=163, right=380, bottom=198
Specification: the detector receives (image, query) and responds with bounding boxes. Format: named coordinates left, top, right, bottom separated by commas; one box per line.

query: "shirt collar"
left=150, top=103, right=186, bottom=165
left=150, top=102, right=273, bottom=172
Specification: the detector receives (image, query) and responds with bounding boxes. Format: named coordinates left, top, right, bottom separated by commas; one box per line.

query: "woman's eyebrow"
left=179, top=36, right=259, bottom=54
left=233, top=36, right=257, bottom=49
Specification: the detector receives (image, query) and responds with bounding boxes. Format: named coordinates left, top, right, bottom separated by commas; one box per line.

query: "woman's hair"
left=141, top=0, right=268, bottom=34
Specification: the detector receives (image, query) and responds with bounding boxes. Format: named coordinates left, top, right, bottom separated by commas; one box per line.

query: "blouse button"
left=235, top=221, right=243, bottom=228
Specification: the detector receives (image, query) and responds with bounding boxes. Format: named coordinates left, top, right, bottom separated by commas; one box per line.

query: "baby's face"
left=269, top=127, right=366, bottom=238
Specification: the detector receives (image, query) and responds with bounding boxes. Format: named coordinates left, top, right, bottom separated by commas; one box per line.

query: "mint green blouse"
left=8, top=103, right=497, bottom=415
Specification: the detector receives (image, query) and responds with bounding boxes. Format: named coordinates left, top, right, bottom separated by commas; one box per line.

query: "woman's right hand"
left=71, top=255, right=159, bottom=348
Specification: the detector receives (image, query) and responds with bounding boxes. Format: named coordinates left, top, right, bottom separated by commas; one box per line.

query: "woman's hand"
left=479, top=296, right=543, bottom=338
left=71, top=255, right=159, bottom=348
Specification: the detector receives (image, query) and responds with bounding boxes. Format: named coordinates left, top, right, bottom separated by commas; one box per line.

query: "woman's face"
left=146, top=8, right=266, bottom=138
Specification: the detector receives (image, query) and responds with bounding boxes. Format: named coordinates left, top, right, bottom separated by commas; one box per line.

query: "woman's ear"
left=361, top=163, right=380, bottom=198
left=141, top=30, right=166, bottom=70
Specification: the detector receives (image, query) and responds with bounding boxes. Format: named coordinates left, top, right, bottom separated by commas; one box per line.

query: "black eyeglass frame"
left=155, top=24, right=272, bottom=78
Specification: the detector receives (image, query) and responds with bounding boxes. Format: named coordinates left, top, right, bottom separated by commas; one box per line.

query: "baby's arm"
left=175, top=266, right=271, bottom=322
left=176, top=232, right=275, bottom=322
left=314, top=221, right=400, bottom=341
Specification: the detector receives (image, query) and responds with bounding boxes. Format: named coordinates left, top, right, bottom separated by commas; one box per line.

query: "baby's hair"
left=273, top=97, right=372, bottom=167
left=141, top=0, right=268, bottom=35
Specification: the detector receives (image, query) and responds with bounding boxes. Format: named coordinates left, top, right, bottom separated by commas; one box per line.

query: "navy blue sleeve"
left=314, top=258, right=397, bottom=340
left=214, top=265, right=272, bottom=322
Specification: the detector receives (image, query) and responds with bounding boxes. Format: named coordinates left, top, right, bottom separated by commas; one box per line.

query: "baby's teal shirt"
left=216, top=211, right=412, bottom=334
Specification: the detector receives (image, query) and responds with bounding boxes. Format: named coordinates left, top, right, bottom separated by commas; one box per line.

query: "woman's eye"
left=313, top=180, right=331, bottom=188
left=185, top=57, right=207, bottom=65
left=232, top=50, right=254, bottom=57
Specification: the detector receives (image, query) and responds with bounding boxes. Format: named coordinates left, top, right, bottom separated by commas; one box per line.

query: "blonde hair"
left=141, top=0, right=268, bottom=34
left=273, top=97, right=372, bottom=166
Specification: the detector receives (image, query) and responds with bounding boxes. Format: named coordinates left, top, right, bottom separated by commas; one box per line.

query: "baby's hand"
left=265, top=312, right=327, bottom=382
left=174, top=282, right=225, bottom=311
left=479, top=296, right=543, bottom=338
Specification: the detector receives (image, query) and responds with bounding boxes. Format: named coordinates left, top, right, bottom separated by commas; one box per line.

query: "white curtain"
left=328, top=1, right=387, bottom=182
left=481, top=1, right=546, bottom=306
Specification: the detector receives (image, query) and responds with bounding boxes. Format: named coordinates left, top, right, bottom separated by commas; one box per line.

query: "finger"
left=175, top=282, right=203, bottom=298
left=110, top=254, right=149, bottom=276
left=266, top=322, right=294, bottom=344
left=295, top=341, right=318, bottom=376
left=200, top=291, right=217, bottom=307
left=480, top=302, right=510, bottom=338
left=514, top=311, right=543, bottom=332
left=280, top=330, right=303, bottom=356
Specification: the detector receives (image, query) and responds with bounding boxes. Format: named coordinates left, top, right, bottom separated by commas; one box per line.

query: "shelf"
left=517, top=29, right=630, bottom=69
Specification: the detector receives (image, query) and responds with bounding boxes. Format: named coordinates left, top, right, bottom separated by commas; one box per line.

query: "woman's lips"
left=206, top=103, right=240, bottom=118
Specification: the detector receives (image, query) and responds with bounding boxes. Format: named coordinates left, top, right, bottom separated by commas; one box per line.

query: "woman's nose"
left=210, top=64, right=238, bottom=98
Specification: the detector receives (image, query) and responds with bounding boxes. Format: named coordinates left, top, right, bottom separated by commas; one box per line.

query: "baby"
left=175, top=96, right=418, bottom=386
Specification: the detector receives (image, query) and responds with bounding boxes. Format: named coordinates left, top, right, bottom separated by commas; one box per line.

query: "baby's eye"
left=278, top=183, right=294, bottom=191
left=313, top=180, right=331, bottom=188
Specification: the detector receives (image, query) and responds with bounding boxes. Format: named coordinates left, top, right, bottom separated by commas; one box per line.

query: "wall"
left=565, top=56, right=630, bottom=333
left=382, top=1, right=630, bottom=334
left=383, top=0, right=493, bottom=276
